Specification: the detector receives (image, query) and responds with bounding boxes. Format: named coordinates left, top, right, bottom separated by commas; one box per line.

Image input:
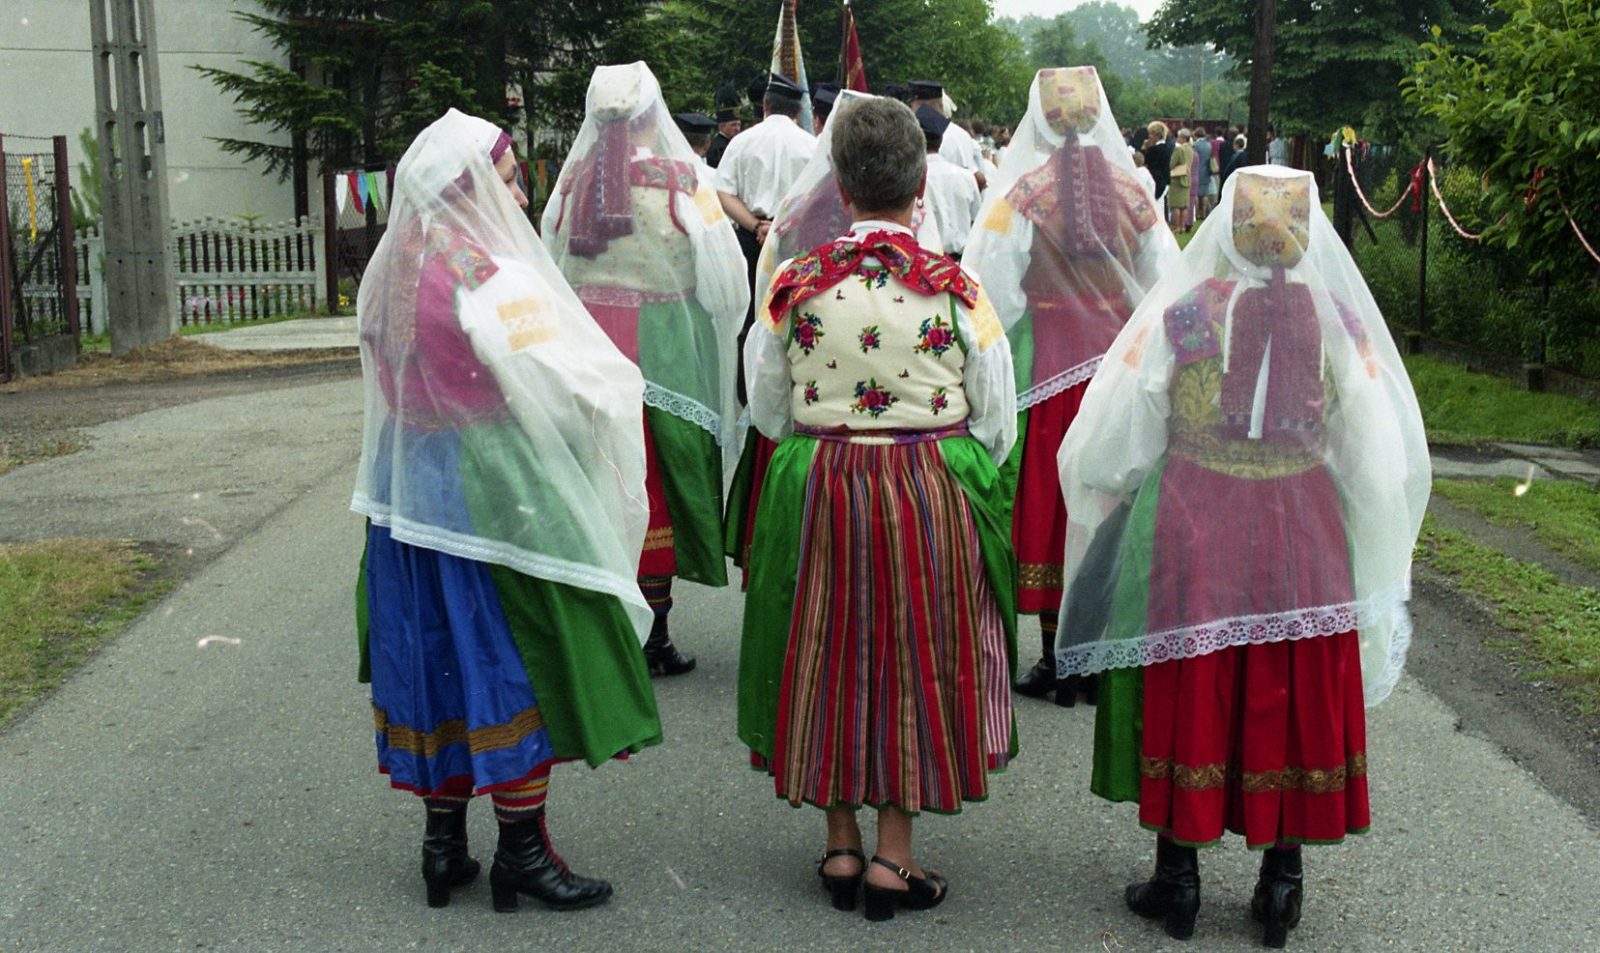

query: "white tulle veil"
left=1054, top=165, right=1430, bottom=705
left=352, top=108, right=653, bottom=642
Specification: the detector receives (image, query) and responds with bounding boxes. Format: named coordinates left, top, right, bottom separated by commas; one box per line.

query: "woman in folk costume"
left=739, top=96, right=1018, bottom=922
left=963, top=66, right=1178, bottom=708
left=724, top=90, right=942, bottom=587
left=1056, top=167, right=1429, bottom=946
left=352, top=109, right=662, bottom=913
left=542, top=63, right=748, bottom=676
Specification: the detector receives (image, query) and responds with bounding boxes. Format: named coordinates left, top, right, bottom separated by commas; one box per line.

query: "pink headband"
left=490, top=131, right=513, bottom=162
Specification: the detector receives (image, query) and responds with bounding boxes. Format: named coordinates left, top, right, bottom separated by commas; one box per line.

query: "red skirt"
left=1137, top=455, right=1369, bottom=846
left=1013, top=382, right=1088, bottom=613
left=770, top=439, right=1011, bottom=814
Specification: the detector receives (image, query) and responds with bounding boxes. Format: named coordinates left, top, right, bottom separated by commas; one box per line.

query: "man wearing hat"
left=675, top=111, right=718, bottom=165
left=910, top=80, right=986, bottom=191
left=811, top=82, right=839, bottom=135
left=916, top=104, right=982, bottom=260
left=715, top=72, right=817, bottom=395
left=707, top=82, right=743, bottom=168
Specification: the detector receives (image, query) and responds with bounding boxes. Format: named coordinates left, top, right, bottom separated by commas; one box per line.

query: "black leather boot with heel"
left=489, top=808, right=613, bottom=912
left=1013, top=628, right=1057, bottom=698
left=421, top=807, right=480, bottom=908
left=1125, top=836, right=1201, bottom=941
left=1251, top=846, right=1303, bottom=948
left=643, top=615, right=695, bottom=676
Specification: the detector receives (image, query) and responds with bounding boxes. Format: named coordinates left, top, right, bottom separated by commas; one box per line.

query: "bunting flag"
left=355, top=172, right=370, bottom=213
left=347, top=172, right=365, bottom=215
left=366, top=170, right=386, bottom=214
left=336, top=176, right=349, bottom=216
left=840, top=1, right=868, bottom=92
left=771, top=0, right=812, bottom=131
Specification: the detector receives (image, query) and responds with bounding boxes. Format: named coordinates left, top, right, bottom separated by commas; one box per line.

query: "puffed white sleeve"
left=678, top=180, right=752, bottom=325
left=954, top=286, right=1017, bottom=463
left=962, top=195, right=1033, bottom=335
left=744, top=263, right=796, bottom=442
left=1071, top=316, right=1173, bottom=496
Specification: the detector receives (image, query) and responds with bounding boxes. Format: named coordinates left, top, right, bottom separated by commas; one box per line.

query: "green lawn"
left=0, top=540, right=169, bottom=727
left=1406, top=354, right=1600, bottom=448
left=1417, top=516, right=1600, bottom=713
left=1434, top=477, right=1600, bottom=577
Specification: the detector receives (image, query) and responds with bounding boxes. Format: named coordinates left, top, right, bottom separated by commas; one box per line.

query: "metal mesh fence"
left=4, top=139, right=72, bottom=342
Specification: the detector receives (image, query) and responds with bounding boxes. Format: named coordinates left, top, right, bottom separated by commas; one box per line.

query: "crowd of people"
left=349, top=60, right=1430, bottom=949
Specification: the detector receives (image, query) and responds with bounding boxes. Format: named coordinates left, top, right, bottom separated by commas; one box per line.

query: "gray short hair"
left=830, top=97, right=925, bottom=216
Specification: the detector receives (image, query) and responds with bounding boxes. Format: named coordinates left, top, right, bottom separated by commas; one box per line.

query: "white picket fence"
left=76, top=216, right=322, bottom=334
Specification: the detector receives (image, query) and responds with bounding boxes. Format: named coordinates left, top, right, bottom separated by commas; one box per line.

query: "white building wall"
left=0, top=0, right=302, bottom=224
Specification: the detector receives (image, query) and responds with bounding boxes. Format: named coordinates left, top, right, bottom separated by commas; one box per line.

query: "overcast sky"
left=991, top=0, right=1162, bottom=23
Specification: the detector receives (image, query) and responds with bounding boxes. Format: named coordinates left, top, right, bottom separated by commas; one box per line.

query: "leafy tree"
left=1147, top=0, right=1492, bottom=140
left=648, top=0, right=1033, bottom=128
left=1410, top=0, right=1600, bottom=274
left=199, top=1, right=649, bottom=177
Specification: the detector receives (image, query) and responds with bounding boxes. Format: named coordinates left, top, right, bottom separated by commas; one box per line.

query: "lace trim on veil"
left=1056, top=582, right=1412, bottom=708
left=1017, top=356, right=1102, bottom=411
left=644, top=383, right=724, bottom=445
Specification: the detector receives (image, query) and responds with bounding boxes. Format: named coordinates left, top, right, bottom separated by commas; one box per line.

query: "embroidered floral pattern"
left=929, top=386, right=950, bottom=415
left=850, top=378, right=899, bottom=418
left=794, top=311, right=826, bottom=354
left=913, top=314, right=957, bottom=357
left=857, top=269, right=890, bottom=290
left=803, top=380, right=820, bottom=405
left=858, top=324, right=882, bottom=352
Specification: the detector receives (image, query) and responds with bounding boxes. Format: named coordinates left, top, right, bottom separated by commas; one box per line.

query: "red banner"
left=840, top=3, right=868, bottom=92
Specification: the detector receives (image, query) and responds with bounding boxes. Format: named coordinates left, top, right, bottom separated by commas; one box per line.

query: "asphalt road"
left=2, top=377, right=1599, bottom=952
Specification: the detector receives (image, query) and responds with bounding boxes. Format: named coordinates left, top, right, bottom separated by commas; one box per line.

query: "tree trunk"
left=1246, top=0, right=1275, bottom=167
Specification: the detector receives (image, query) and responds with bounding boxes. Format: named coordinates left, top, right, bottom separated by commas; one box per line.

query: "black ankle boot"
left=421, top=807, right=480, bottom=908
left=490, top=809, right=612, bottom=912
left=1055, top=672, right=1101, bottom=707
left=1014, top=627, right=1057, bottom=698
left=1252, top=846, right=1303, bottom=948
left=643, top=615, right=695, bottom=676
left=1125, top=837, right=1201, bottom=941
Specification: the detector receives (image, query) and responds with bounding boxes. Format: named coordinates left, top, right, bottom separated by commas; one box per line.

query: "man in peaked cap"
left=916, top=104, right=981, bottom=260
left=811, top=82, right=839, bottom=135
left=674, top=111, right=718, bottom=164
left=910, top=79, right=986, bottom=191
left=715, top=71, right=817, bottom=398
left=707, top=82, right=743, bottom=168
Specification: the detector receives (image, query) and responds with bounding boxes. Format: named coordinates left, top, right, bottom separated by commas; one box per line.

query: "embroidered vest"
left=787, top=265, right=969, bottom=430
left=559, top=159, right=698, bottom=297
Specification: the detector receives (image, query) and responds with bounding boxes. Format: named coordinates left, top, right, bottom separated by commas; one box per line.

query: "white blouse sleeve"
left=954, top=288, right=1017, bottom=464
left=744, top=276, right=795, bottom=442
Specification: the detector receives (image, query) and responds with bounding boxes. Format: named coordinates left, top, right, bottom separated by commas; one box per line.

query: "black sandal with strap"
left=862, top=855, right=948, bottom=922
left=817, top=848, right=866, bottom=911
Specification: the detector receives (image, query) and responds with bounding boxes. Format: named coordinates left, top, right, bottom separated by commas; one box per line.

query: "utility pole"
left=90, top=0, right=175, bottom=355
left=1246, top=0, right=1275, bottom=166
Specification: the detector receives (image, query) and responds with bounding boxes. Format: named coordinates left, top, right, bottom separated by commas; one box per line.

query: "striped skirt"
left=768, top=437, right=1012, bottom=814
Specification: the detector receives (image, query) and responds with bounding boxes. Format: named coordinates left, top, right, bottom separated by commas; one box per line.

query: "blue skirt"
left=364, top=522, right=557, bottom=797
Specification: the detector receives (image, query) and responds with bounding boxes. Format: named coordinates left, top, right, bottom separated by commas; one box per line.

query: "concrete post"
left=91, top=0, right=176, bottom=355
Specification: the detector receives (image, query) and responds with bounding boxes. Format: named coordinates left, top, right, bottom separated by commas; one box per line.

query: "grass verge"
left=1416, top=515, right=1600, bottom=714
left=0, top=539, right=171, bottom=728
left=1434, top=477, right=1600, bottom=577
left=0, top=436, right=83, bottom=478
left=1406, top=354, right=1600, bottom=448
left=3, top=336, right=354, bottom=393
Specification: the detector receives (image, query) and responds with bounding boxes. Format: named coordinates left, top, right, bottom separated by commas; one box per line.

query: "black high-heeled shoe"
left=816, top=847, right=865, bottom=911
left=1125, top=837, right=1201, bottom=940
left=1251, top=846, right=1303, bottom=948
left=489, top=809, right=612, bottom=912
left=421, top=806, right=480, bottom=908
left=862, top=855, right=948, bottom=922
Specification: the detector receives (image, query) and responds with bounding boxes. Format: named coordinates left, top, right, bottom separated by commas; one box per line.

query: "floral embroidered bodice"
left=1162, top=276, right=1349, bottom=479
left=557, top=156, right=700, bottom=297
left=787, top=263, right=969, bottom=430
